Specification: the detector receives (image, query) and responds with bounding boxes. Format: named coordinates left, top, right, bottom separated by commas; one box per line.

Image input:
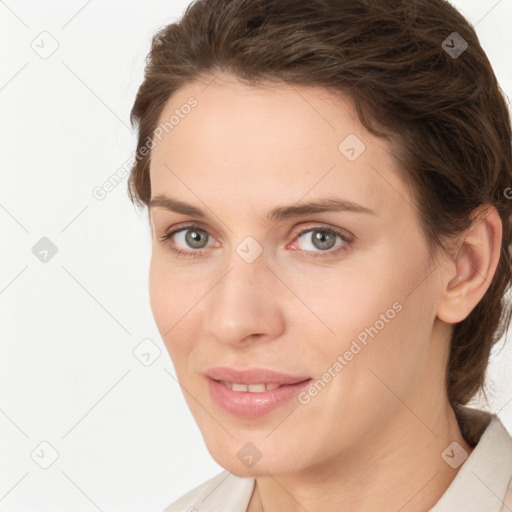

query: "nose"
left=203, top=247, right=286, bottom=348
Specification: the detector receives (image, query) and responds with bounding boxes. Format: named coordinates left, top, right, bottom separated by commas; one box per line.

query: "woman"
left=127, top=0, right=512, bottom=510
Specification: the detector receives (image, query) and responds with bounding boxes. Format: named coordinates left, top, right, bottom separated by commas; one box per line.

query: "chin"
left=217, top=460, right=278, bottom=479
left=211, top=448, right=301, bottom=478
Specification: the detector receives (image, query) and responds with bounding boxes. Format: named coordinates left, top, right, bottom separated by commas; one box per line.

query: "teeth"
left=221, top=381, right=281, bottom=392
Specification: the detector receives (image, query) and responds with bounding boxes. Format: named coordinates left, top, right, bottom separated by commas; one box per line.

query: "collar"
left=430, top=407, right=512, bottom=511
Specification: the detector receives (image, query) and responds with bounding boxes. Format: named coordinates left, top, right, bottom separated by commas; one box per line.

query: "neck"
left=248, top=383, right=474, bottom=512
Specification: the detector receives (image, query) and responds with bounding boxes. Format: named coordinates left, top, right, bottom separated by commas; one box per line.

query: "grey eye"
left=176, top=228, right=210, bottom=249
left=297, top=230, right=343, bottom=251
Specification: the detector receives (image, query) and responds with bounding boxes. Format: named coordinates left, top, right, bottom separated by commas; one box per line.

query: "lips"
left=204, top=366, right=311, bottom=386
left=207, top=371, right=313, bottom=418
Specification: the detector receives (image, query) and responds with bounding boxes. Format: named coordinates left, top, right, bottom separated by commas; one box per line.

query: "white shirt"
left=163, top=408, right=512, bottom=512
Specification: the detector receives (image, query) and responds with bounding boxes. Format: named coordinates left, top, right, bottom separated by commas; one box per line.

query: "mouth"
left=204, top=366, right=312, bottom=387
left=206, top=373, right=314, bottom=418
left=214, top=380, right=310, bottom=392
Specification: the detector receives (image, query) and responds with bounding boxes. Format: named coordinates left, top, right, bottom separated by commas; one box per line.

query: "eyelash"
left=158, top=223, right=353, bottom=260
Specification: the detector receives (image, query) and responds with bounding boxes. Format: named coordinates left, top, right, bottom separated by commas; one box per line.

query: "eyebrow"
left=149, top=194, right=376, bottom=222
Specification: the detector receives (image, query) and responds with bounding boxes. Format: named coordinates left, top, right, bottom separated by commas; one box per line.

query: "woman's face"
left=148, top=75, right=450, bottom=477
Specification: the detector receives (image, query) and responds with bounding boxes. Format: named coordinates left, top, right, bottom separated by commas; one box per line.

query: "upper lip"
left=205, top=366, right=311, bottom=385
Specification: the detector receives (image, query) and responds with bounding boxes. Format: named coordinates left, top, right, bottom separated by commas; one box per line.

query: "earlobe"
left=436, top=205, right=502, bottom=324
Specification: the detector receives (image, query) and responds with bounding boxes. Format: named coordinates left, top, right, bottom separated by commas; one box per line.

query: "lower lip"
left=207, top=377, right=313, bottom=418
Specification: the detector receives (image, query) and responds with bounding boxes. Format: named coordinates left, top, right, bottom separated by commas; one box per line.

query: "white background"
left=1, top=1, right=511, bottom=510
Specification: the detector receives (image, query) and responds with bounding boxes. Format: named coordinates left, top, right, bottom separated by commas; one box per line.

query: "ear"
left=436, top=204, right=503, bottom=324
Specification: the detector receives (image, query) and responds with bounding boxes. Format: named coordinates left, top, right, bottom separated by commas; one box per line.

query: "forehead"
left=149, top=77, right=412, bottom=218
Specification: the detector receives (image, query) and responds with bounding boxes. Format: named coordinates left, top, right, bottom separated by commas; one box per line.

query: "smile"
left=218, top=381, right=281, bottom=392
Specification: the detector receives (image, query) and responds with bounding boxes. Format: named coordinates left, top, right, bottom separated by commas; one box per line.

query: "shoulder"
left=162, top=470, right=256, bottom=512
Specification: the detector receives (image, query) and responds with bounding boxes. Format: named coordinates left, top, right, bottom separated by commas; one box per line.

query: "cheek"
left=336, top=271, right=435, bottom=405
left=148, top=254, right=189, bottom=356
left=297, top=263, right=402, bottom=348
left=148, top=256, right=168, bottom=330
left=315, top=248, right=434, bottom=375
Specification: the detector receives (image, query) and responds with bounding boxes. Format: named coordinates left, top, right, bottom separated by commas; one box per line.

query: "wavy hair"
left=127, top=0, right=512, bottom=409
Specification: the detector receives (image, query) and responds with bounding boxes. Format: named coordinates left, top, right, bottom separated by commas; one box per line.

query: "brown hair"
left=127, top=0, right=512, bottom=409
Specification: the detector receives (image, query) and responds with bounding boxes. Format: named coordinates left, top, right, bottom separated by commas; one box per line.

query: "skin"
left=147, top=73, right=502, bottom=511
